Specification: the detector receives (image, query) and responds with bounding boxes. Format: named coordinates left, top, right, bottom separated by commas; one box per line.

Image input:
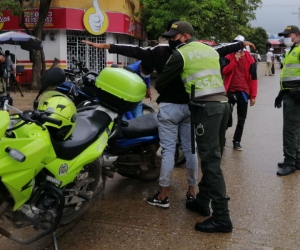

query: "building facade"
left=0, top=0, right=147, bottom=81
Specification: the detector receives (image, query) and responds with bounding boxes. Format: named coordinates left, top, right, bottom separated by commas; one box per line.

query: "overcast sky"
left=250, top=0, right=300, bottom=38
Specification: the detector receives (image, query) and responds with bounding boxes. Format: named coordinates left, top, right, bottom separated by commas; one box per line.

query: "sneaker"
left=186, top=193, right=195, bottom=203
left=233, top=141, right=243, bottom=151
left=147, top=192, right=169, bottom=208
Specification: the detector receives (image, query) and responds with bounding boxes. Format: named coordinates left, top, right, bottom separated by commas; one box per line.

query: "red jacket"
left=221, top=51, right=258, bottom=98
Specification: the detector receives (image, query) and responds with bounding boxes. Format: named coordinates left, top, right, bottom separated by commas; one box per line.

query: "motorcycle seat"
left=51, top=109, right=112, bottom=160
left=120, top=113, right=158, bottom=139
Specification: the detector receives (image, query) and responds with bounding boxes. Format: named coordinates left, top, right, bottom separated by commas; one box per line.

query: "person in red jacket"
left=221, top=35, right=258, bottom=151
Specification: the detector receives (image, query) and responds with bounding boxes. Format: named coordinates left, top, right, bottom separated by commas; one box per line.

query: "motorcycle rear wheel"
left=142, top=103, right=155, bottom=114
left=60, top=159, right=101, bottom=225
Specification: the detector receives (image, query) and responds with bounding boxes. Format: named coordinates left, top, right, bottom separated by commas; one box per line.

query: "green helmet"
left=38, top=94, right=77, bottom=140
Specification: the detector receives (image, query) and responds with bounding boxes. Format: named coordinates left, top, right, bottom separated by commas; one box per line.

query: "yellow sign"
left=0, top=12, right=10, bottom=30
left=83, top=0, right=109, bottom=35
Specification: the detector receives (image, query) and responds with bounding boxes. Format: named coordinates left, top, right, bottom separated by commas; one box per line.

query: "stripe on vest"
left=284, top=64, right=300, bottom=68
left=282, top=76, right=300, bottom=81
left=194, top=86, right=225, bottom=97
left=183, top=69, right=221, bottom=85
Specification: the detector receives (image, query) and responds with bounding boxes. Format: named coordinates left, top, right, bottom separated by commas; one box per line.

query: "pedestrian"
left=265, top=48, right=274, bottom=76
left=221, top=35, right=258, bottom=150
left=274, top=25, right=300, bottom=176
left=254, top=49, right=261, bottom=63
left=127, top=60, right=154, bottom=118
left=3, top=50, right=18, bottom=89
left=155, top=20, right=233, bottom=233
left=0, top=53, right=5, bottom=93
left=81, top=21, right=255, bottom=216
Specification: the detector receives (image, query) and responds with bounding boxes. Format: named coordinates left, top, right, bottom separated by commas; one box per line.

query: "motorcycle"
left=56, top=71, right=161, bottom=180
left=64, top=58, right=97, bottom=86
left=56, top=69, right=183, bottom=180
left=56, top=72, right=156, bottom=117
left=0, top=66, right=149, bottom=245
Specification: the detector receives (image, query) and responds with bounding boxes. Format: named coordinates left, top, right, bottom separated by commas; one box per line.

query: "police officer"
left=156, top=21, right=232, bottom=233
left=275, top=25, right=300, bottom=176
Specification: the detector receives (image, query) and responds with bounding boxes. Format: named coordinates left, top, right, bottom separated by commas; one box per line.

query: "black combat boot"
left=277, top=164, right=296, bottom=176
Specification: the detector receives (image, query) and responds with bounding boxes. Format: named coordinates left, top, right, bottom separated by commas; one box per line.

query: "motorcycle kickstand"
left=52, top=231, right=59, bottom=250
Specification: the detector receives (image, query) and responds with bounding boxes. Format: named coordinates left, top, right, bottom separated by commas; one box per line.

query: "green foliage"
left=138, top=0, right=263, bottom=42
left=0, top=0, right=22, bottom=16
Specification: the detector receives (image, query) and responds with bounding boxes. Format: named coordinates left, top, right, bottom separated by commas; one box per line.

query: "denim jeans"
left=158, top=103, right=198, bottom=187
left=130, top=102, right=143, bottom=118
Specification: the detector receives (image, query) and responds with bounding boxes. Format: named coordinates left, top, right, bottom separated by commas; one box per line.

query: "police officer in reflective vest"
left=275, top=25, right=300, bottom=176
left=156, top=21, right=232, bottom=233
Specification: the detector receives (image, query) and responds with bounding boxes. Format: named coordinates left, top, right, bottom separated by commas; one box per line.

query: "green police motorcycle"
left=0, top=66, right=147, bottom=245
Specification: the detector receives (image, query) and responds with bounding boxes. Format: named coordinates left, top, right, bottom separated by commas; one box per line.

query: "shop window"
left=66, top=30, right=106, bottom=73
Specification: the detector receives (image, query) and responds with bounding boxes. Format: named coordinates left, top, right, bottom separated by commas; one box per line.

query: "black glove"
left=274, top=91, right=283, bottom=108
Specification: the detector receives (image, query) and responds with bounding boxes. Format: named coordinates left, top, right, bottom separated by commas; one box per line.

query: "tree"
left=246, top=27, right=269, bottom=55
left=138, top=0, right=262, bottom=42
left=0, top=0, right=53, bottom=89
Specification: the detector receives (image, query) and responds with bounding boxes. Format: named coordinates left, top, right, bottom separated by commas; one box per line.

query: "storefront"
left=0, top=0, right=146, bottom=82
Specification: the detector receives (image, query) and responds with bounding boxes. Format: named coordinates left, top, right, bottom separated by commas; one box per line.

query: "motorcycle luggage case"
left=95, top=67, right=146, bottom=113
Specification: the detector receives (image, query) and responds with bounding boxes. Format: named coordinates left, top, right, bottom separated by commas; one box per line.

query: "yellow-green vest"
left=177, top=42, right=225, bottom=97
left=280, top=44, right=300, bottom=90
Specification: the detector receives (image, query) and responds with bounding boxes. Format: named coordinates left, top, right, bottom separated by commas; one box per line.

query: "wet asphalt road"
left=1, top=62, right=300, bottom=250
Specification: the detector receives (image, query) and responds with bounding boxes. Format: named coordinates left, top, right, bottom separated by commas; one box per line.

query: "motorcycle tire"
left=117, top=144, right=160, bottom=181
left=60, top=159, right=101, bottom=225
left=142, top=103, right=155, bottom=114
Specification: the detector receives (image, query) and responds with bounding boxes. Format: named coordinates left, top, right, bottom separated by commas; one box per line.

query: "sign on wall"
left=0, top=8, right=145, bottom=40
left=83, top=0, right=109, bottom=35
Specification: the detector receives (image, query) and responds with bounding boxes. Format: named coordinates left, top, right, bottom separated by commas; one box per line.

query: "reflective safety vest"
left=280, top=44, right=300, bottom=90
left=177, top=42, right=225, bottom=97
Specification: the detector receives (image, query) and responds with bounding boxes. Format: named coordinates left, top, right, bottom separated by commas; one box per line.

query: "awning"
left=268, top=39, right=280, bottom=45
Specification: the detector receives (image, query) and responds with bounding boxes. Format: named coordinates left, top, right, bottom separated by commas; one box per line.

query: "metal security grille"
left=66, top=30, right=106, bottom=73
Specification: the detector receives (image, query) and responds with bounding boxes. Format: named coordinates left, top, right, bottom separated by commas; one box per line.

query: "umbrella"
left=0, top=31, right=43, bottom=51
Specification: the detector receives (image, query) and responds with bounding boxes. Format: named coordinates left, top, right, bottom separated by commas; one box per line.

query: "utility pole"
left=292, top=7, right=300, bottom=28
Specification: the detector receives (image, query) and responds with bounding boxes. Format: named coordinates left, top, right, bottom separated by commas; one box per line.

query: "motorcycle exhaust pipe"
left=102, top=155, right=118, bottom=168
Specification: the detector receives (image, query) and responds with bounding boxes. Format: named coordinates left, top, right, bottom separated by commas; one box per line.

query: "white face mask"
left=284, top=37, right=294, bottom=47
left=140, top=72, right=151, bottom=78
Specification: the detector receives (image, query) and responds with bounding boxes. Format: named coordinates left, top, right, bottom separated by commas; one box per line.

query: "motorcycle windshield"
left=38, top=90, right=71, bottom=106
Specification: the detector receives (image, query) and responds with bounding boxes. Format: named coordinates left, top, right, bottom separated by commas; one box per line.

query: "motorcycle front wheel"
left=60, top=159, right=101, bottom=225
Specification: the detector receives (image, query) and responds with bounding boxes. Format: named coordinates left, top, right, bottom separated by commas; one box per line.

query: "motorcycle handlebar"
left=40, top=114, right=62, bottom=126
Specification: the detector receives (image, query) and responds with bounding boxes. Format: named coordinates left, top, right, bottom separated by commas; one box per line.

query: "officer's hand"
left=274, top=95, right=283, bottom=108
left=243, top=41, right=256, bottom=50
left=146, top=88, right=152, bottom=101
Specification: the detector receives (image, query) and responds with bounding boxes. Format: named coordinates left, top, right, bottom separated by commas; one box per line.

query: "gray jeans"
left=158, top=103, right=198, bottom=187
